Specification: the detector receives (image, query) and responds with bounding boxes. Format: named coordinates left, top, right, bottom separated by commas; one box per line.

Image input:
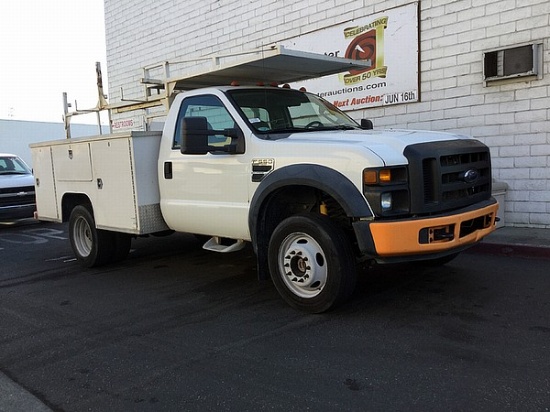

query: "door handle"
left=164, top=162, right=173, bottom=179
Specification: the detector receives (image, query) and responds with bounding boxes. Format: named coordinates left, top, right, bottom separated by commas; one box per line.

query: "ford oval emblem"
left=462, top=169, right=479, bottom=184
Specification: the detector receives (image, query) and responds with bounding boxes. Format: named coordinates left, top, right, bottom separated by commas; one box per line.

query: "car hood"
left=0, top=173, right=35, bottom=189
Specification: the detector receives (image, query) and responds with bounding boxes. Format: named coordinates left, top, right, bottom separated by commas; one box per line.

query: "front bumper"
left=0, top=204, right=37, bottom=220
left=354, top=199, right=498, bottom=261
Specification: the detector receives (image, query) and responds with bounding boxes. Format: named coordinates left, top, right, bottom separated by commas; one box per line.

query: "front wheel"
left=268, top=213, right=357, bottom=313
left=69, top=205, right=116, bottom=267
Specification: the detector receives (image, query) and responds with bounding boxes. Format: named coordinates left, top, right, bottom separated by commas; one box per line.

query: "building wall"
left=103, top=0, right=550, bottom=228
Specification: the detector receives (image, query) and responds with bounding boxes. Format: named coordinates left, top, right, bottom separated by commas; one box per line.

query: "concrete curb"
left=466, top=226, right=550, bottom=260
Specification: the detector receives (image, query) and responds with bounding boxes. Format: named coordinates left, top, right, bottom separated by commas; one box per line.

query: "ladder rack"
left=62, top=45, right=370, bottom=138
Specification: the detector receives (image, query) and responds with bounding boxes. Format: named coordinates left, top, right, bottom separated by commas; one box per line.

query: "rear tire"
left=268, top=213, right=356, bottom=313
left=69, top=205, right=115, bottom=267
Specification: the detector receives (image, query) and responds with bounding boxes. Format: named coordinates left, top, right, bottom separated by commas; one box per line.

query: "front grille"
left=0, top=186, right=36, bottom=207
left=404, top=139, right=492, bottom=215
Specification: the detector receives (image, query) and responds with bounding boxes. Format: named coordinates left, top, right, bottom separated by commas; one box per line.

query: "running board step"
left=202, top=236, right=246, bottom=253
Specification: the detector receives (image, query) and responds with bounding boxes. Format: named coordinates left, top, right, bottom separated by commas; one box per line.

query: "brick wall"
left=104, top=0, right=550, bottom=228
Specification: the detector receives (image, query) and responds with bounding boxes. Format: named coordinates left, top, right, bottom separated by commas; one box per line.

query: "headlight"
left=363, top=166, right=409, bottom=216
left=381, top=192, right=393, bottom=211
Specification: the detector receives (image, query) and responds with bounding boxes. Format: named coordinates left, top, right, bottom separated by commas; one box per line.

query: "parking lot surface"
left=1, top=221, right=549, bottom=411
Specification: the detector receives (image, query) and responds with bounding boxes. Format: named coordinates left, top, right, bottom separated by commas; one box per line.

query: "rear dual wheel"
left=69, top=205, right=131, bottom=267
left=268, top=213, right=357, bottom=313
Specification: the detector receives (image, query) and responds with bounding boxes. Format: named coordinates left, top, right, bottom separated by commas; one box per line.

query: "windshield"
left=227, top=88, right=360, bottom=135
left=0, top=156, right=32, bottom=175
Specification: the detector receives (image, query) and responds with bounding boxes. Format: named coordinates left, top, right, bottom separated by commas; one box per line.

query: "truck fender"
left=248, top=164, right=373, bottom=280
left=61, top=193, right=93, bottom=222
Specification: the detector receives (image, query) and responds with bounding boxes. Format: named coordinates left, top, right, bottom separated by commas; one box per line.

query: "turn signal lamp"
left=379, top=169, right=392, bottom=183
left=363, top=167, right=406, bottom=185
left=364, top=170, right=378, bottom=184
left=363, top=168, right=393, bottom=185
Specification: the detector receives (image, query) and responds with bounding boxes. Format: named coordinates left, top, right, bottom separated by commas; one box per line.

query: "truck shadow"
left=118, top=232, right=474, bottom=316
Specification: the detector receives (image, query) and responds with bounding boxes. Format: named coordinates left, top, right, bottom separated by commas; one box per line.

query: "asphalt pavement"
left=1, top=225, right=549, bottom=412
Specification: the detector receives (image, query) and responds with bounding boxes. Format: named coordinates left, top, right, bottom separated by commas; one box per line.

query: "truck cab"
left=158, top=85, right=497, bottom=312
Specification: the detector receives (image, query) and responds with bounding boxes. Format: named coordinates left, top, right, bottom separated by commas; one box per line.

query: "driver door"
left=161, top=94, right=251, bottom=240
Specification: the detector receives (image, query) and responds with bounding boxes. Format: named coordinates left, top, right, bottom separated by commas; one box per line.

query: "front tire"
left=69, top=205, right=115, bottom=267
left=268, top=213, right=357, bottom=313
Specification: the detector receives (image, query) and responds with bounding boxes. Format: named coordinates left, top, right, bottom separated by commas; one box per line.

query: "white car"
left=0, top=153, right=36, bottom=220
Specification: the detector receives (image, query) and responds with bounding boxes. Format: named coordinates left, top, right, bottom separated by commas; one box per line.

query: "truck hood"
left=282, top=128, right=470, bottom=165
left=0, top=173, right=35, bottom=189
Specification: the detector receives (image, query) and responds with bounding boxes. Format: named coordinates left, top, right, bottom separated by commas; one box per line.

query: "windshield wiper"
left=261, top=125, right=358, bottom=135
left=320, top=125, right=358, bottom=130
left=268, top=127, right=310, bottom=133
left=0, top=171, right=29, bottom=175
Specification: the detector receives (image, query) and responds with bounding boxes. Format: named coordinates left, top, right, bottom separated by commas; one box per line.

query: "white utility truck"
left=31, top=47, right=498, bottom=312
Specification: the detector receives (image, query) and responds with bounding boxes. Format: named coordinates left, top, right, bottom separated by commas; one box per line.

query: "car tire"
left=268, top=213, right=357, bottom=313
left=69, top=205, right=115, bottom=267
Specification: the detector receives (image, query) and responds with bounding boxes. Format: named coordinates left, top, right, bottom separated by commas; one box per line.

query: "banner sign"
left=282, top=2, right=419, bottom=111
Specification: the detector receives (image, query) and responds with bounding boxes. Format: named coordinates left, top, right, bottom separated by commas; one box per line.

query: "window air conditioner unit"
left=483, top=43, right=542, bottom=85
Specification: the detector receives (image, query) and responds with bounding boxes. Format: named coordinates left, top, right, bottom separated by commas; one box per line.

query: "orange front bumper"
left=369, top=202, right=499, bottom=257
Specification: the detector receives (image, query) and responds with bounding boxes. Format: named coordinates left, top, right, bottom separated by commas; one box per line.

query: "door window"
left=173, top=95, right=236, bottom=150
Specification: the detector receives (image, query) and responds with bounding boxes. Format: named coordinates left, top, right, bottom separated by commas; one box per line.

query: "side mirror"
left=180, top=117, right=245, bottom=155
left=361, top=119, right=374, bottom=130
left=181, top=117, right=210, bottom=155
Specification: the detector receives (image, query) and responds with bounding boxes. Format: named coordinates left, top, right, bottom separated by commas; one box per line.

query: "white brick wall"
left=104, top=0, right=550, bottom=228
